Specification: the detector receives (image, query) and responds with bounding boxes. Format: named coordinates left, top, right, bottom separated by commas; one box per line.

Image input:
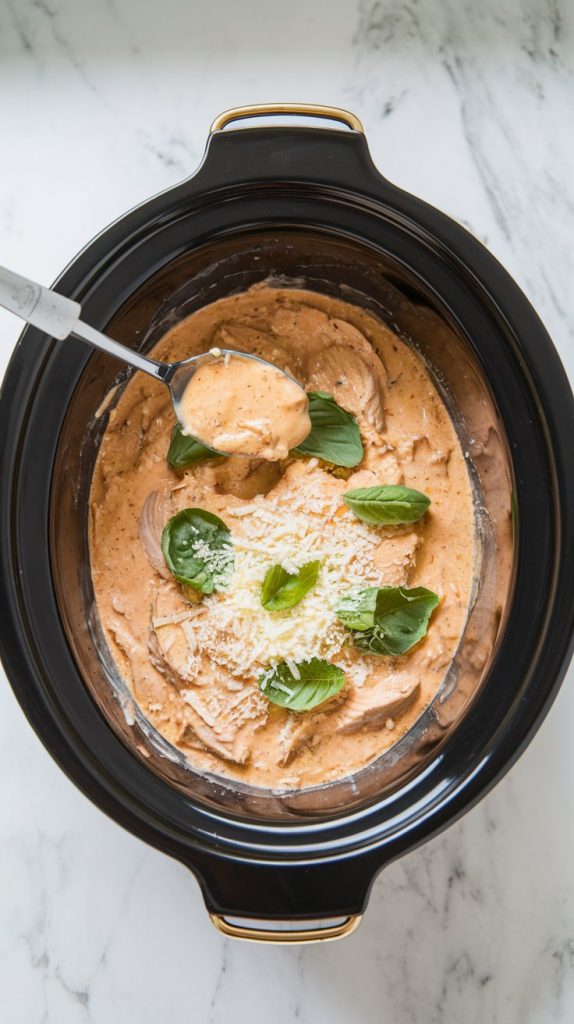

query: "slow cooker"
left=1, top=104, right=573, bottom=943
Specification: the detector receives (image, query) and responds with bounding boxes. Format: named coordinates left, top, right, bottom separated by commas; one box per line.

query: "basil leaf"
left=336, top=587, right=380, bottom=631
left=337, top=586, right=439, bottom=656
left=167, top=424, right=220, bottom=472
left=259, top=658, right=345, bottom=711
left=294, top=392, right=363, bottom=468
left=161, top=508, right=233, bottom=594
left=344, top=485, right=430, bottom=525
left=261, top=560, right=320, bottom=611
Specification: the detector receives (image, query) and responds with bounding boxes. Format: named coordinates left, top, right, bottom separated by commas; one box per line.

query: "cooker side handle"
left=188, top=103, right=389, bottom=194
left=209, top=912, right=361, bottom=944
left=188, top=849, right=382, bottom=944
left=209, top=102, right=365, bottom=134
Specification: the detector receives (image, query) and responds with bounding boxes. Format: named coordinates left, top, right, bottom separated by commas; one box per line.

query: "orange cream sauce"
left=175, top=352, right=310, bottom=460
left=89, top=286, right=475, bottom=790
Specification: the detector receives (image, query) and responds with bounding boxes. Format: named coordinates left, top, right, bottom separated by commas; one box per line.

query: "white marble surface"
left=1, top=0, right=573, bottom=1020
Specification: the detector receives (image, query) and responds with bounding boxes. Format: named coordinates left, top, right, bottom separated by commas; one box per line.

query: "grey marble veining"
left=0, top=1, right=573, bottom=1021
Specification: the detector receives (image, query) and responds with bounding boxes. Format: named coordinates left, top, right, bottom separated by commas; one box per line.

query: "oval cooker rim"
left=1, top=127, right=574, bottom=869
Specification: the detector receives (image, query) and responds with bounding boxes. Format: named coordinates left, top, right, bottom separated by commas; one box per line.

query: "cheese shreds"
left=176, top=472, right=386, bottom=682
left=185, top=529, right=234, bottom=590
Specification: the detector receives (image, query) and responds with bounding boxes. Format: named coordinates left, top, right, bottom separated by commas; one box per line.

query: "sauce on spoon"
left=176, top=350, right=311, bottom=460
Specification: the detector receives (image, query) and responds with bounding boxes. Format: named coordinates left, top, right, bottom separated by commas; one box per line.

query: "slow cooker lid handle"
left=210, top=102, right=364, bottom=134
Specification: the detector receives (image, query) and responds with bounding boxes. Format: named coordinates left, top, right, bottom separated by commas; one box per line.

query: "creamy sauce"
left=90, top=285, right=476, bottom=791
left=175, top=352, right=310, bottom=460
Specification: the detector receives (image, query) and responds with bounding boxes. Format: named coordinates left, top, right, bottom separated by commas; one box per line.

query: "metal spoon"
left=0, top=265, right=301, bottom=450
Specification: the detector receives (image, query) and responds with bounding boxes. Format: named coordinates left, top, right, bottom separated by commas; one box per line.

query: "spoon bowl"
left=0, top=265, right=307, bottom=456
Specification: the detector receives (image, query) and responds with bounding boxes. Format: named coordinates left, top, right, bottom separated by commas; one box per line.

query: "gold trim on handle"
left=209, top=913, right=362, bottom=944
left=210, top=103, right=364, bottom=134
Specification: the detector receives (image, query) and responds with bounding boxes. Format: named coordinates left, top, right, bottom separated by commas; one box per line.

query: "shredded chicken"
left=335, top=675, right=420, bottom=733
left=139, top=490, right=171, bottom=578
left=306, top=343, right=386, bottom=432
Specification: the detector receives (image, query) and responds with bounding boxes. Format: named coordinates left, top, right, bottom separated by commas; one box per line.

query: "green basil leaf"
left=161, top=508, right=233, bottom=594
left=259, top=658, right=345, bottom=711
left=261, top=560, right=320, bottom=611
left=167, top=424, right=220, bottom=472
left=344, top=484, right=431, bottom=525
left=336, top=587, right=380, bottom=631
left=337, top=586, right=439, bottom=656
left=294, top=392, right=363, bottom=468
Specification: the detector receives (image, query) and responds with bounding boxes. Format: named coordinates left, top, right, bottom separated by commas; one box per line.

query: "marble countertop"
left=1, top=0, right=573, bottom=1021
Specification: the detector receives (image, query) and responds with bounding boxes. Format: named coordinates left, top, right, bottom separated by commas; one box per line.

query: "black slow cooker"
left=1, top=104, right=573, bottom=943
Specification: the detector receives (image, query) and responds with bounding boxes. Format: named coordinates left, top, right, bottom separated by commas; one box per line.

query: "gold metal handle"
left=210, top=103, right=364, bottom=135
left=209, top=912, right=362, bottom=944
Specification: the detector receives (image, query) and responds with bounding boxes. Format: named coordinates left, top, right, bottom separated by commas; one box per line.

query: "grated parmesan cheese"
left=175, top=476, right=386, bottom=682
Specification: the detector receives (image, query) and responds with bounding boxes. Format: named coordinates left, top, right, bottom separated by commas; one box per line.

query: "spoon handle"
left=0, top=265, right=171, bottom=382
left=0, top=265, right=80, bottom=340
left=71, top=321, right=171, bottom=382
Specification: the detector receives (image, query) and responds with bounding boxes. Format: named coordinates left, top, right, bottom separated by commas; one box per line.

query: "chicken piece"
left=180, top=682, right=268, bottom=765
left=306, top=339, right=386, bottom=431
left=105, top=611, right=175, bottom=716
left=335, top=674, right=420, bottom=733
left=373, top=530, right=421, bottom=587
left=277, top=714, right=321, bottom=766
left=139, top=490, right=171, bottom=578
left=106, top=613, right=148, bottom=680
left=149, top=582, right=205, bottom=687
left=271, top=303, right=333, bottom=339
